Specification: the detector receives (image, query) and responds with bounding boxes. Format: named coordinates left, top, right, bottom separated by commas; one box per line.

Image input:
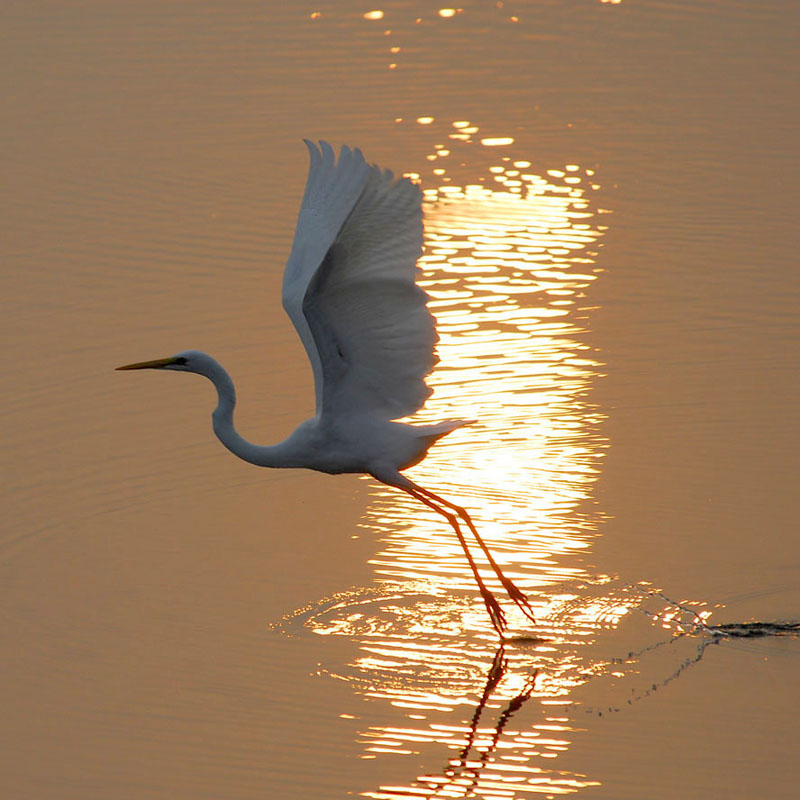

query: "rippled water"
left=2, top=2, right=799, bottom=799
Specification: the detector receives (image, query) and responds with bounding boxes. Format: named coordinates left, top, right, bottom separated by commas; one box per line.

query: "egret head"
left=117, top=350, right=234, bottom=407
left=116, top=349, right=211, bottom=374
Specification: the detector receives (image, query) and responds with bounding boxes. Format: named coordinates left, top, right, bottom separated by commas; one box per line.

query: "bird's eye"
left=174, top=356, right=188, bottom=365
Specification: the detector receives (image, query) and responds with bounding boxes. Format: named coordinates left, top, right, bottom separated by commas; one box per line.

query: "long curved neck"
left=206, top=360, right=299, bottom=468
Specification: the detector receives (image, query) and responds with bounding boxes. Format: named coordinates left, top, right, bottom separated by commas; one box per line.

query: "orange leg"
left=399, top=484, right=507, bottom=635
left=411, top=483, right=537, bottom=625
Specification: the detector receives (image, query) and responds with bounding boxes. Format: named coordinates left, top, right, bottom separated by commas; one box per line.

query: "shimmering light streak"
left=366, top=154, right=608, bottom=610
left=276, top=128, right=712, bottom=798
left=350, top=143, right=612, bottom=795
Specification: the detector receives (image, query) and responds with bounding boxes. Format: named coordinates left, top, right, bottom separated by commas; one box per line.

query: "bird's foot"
left=500, top=578, right=537, bottom=625
left=479, top=587, right=507, bottom=636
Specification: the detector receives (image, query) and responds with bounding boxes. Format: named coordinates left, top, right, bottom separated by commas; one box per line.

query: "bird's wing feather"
left=285, top=141, right=437, bottom=419
left=282, top=141, right=372, bottom=411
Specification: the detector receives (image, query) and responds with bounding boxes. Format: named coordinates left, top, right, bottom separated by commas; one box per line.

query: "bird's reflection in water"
left=277, top=581, right=798, bottom=797
left=416, top=647, right=544, bottom=798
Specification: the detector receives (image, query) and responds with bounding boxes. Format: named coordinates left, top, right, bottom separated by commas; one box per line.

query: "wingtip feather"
left=320, top=140, right=335, bottom=163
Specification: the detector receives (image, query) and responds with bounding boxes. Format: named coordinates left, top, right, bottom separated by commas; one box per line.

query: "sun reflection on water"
left=370, top=148, right=609, bottom=617
left=276, top=132, right=713, bottom=797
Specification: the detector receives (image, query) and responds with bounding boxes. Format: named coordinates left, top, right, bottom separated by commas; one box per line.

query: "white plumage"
left=118, top=141, right=536, bottom=636
left=283, top=140, right=435, bottom=419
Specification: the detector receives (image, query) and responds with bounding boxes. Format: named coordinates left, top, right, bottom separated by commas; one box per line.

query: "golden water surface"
left=2, top=2, right=799, bottom=799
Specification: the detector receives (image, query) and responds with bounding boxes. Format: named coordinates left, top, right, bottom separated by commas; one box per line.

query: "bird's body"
left=118, top=141, right=535, bottom=635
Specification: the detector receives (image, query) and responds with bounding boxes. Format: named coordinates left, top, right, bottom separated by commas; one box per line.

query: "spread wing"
left=281, top=140, right=437, bottom=420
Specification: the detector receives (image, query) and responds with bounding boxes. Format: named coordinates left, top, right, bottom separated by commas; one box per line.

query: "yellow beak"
left=116, top=357, right=177, bottom=371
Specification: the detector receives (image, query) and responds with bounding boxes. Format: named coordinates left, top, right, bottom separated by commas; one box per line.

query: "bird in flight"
left=118, top=140, right=536, bottom=635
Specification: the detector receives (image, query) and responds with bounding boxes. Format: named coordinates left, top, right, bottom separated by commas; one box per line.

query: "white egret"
left=118, top=140, right=535, bottom=635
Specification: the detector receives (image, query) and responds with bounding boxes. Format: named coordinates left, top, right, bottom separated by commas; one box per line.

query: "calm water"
left=3, top=1, right=799, bottom=798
